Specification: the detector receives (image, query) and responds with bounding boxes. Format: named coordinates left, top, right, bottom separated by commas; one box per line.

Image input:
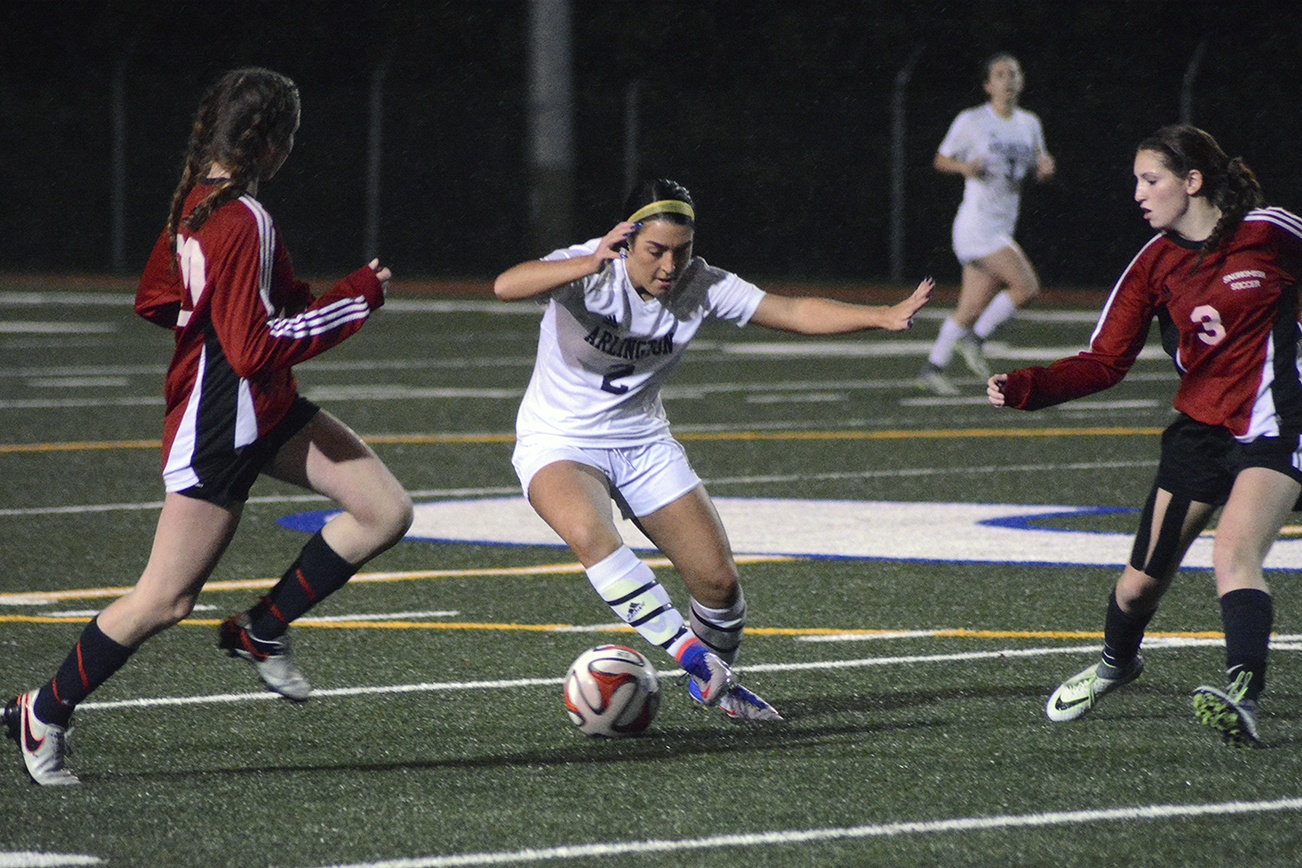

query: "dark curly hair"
left=1137, top=124, right=1264, bottom=255
left=166, top=67, right=301, bottom=246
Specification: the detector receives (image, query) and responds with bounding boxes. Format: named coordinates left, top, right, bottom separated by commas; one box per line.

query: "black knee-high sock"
left=247, top=532, right=356, bottom=640
left=34, top=616, right=134, bottom=727
left=1101, top=589, right=1154, bottom=670
left=1220, top=588, right=1272, bottom=703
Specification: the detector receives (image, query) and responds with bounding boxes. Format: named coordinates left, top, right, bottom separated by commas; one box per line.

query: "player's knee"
left=1116, top=568, right=1165, bottom=615
left=141, top=594, right=197, bottom=633
left=688, top=568, right=740, bottom=609
left=1010, top=276, right=1040, bottom=304
left=370, top=489, right=414, bottom=548
left=1211, top=540, right=1266, bottom=590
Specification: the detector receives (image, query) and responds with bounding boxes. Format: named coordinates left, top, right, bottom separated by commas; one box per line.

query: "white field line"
left=73, top=644, right=1106, bottom=712
left=0, top=856, right=103, bottom=868
left=304, top=797, right=1302, bottom=868
left=79, top=636, right=1302, bottom=714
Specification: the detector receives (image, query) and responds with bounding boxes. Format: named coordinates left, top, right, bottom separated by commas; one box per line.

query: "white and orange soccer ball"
left=563, top=645, right=661, bottom=738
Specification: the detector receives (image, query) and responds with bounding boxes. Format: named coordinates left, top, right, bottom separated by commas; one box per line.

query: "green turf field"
left=2, top=282, right=1301, bottom=867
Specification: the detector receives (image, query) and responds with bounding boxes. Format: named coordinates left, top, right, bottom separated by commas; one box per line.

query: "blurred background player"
left=3, top=67, right=412, bottom=785
left=495, top=178, right=932, bottom=723
left=918, top=51, right=1055, bottom=395
left=988, top=125, right=1302, bottom=747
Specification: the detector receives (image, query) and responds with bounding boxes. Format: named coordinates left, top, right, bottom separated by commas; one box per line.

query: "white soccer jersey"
left=938, top=103, right=1046, bottom=244
left=515, top=238, right=766, bottom=447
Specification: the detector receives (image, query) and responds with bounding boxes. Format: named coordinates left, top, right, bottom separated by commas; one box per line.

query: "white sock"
left=972, top=291, right=1018, bottom=340
left=927, top=318, right=969, bottom=368
left=586, top=546, right=689, bottom=657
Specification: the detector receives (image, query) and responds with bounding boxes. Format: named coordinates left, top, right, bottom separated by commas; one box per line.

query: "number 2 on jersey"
left=601, top=364, right=635, bottom=395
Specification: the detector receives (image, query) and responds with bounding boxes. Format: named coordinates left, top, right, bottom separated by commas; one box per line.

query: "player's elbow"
left=492, top=273, right=526, bottom=302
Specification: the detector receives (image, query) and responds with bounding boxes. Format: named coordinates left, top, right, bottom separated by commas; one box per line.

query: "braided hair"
left=166, top=67, right=301, bottom=246
left=1137, top=124, right=1264, bottom=255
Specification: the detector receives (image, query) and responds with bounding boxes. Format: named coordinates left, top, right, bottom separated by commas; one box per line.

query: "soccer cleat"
left=956, top=335, right=993, bottom=379
left=218, top=614, right=311, bottom=702
left=679, top=646, right=734, bottom=707
left=1045, top=655, right=1144, bottom=722
left=1192, top=673, right=1262, bottom=747
left=915, top=365, right=960, bottom=396
left=688, top=680, right=784, bottom=723
left=4, top=690, right=78, bottom=785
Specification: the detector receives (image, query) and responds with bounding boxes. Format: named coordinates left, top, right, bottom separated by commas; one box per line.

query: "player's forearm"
left=933, top=153, right=970, bottom=177
left=493, top=256, right=600, bottom=301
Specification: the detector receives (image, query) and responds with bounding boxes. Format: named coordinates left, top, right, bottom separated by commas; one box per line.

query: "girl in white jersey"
left=918, top=52, right=1056, bottom=395
left=496, top=179, right=933, bottom=722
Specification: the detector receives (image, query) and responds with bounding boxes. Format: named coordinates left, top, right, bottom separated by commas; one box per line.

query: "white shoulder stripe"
left=238, top=195, right=277, bottom=316
left=1245, top=207, right=1302, bottom=239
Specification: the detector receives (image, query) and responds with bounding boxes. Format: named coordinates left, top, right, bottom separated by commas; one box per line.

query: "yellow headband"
left=627, top=199, right=696, bottom=224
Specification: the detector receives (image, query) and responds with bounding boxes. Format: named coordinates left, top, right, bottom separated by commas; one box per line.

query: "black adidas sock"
left=248, top=532, right=356, bottom=640
left=1101, top=589, right=1153, bottom=671
left=1220, top=588, right=1272, bottom=703
left=35, top=616, right=135, bottom=727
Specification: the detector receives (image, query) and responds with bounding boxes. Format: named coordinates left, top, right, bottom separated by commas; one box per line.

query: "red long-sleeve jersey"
left=1002, top=207, right=1302, bottom=441
left=136, top=183, right=384, bottom=487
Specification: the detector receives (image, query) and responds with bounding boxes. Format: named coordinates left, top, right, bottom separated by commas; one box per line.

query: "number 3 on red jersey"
left=1191, top=304, right=1226, bottom=346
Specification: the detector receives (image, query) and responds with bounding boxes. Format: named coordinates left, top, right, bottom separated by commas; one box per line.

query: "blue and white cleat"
left=688, top=679, right=784, bottom=723
left=679, top=646, right=734, bottom=707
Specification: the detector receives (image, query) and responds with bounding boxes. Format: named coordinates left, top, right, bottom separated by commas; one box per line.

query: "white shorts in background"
left=512, top=436, right=702, bottom=518
left=951, top=207, right=1016, bottom=264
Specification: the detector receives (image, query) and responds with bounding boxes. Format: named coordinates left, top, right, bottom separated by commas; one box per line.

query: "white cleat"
left=218, top=614, right=311, bottom=702
left=4, top=689, right=79, bottom=786
left=1046, top=656, right=1144, bottom=722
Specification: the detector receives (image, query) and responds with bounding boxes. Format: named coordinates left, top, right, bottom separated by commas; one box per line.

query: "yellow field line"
left=0, top=613, right=1227, bottom=642
left=0, top=426, right=1162, bottom=454
left=0, top=555, right=794, bottom=605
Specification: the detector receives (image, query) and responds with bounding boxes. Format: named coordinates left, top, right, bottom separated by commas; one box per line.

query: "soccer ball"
left=563, top=644, right=661, bottom=738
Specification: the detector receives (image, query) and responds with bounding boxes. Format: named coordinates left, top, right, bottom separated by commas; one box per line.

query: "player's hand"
left=965, top=158, right=988, bottom=179
left=883, top=276, right=934, bottom=331
left=1037, top=153, right=1057, bottom=182
left=368, top=258, right=392, bottom=296
left=987, top=373, right=1008, bottom=407
left=591, top=221, right=640, bottom=270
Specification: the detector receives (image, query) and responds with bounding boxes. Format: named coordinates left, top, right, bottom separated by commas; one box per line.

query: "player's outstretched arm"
left=493, top=222, right=638, bottom=302
left=749, top=277, right=934, bottom=335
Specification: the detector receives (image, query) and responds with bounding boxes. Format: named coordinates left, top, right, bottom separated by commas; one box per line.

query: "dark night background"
left=2, top=0, right=1300, bottom=290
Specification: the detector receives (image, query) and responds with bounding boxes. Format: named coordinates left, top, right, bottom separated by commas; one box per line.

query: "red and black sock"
left=247, top=532, right=356, bottom=640
left=35, top=616, right=134, bottom=727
